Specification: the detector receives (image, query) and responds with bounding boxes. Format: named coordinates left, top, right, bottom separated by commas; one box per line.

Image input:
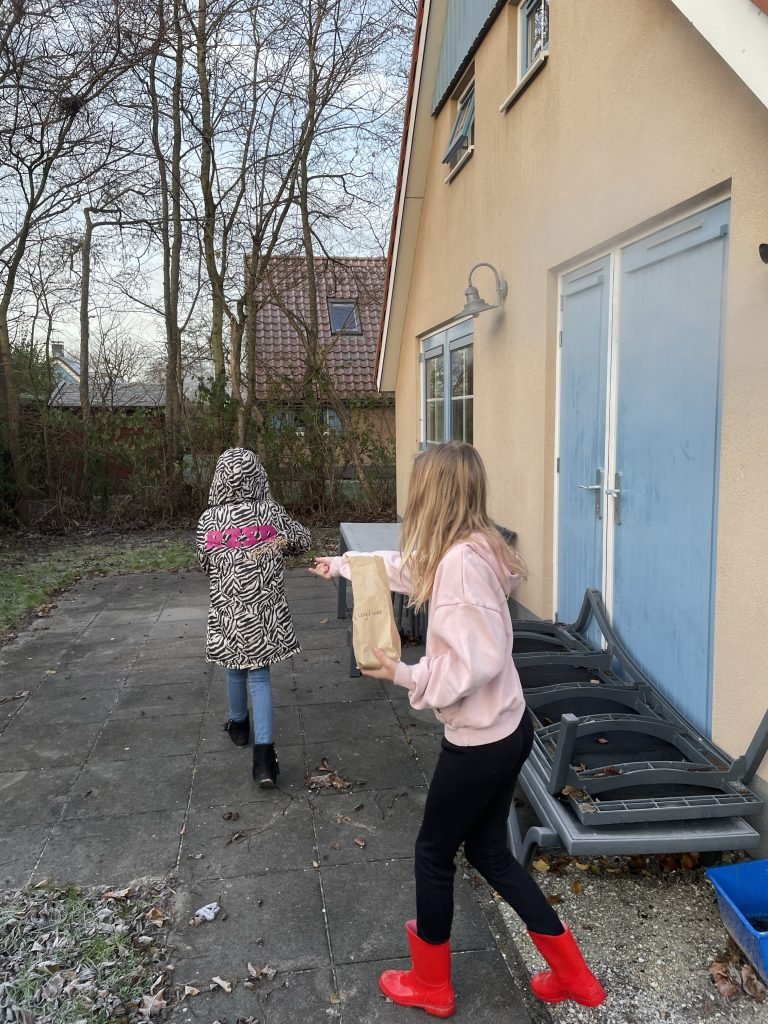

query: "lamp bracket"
left=467, top=262, right=508, bottom=305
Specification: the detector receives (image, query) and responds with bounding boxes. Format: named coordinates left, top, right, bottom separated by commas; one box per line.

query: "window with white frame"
left=422, top=322, right=473, bottom=446
left=520, top=0, right=549, bottom=76
left=442, top=79, right=475, bottom=175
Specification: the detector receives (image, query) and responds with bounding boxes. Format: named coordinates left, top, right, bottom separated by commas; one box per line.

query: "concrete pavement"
left=0, top=568, right=538, bottom=1023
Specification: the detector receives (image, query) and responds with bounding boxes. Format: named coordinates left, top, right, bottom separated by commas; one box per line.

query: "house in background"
left=48, top=380, right=166, bottom=413
left=379, top=0, right=768, bottom=840
left=48, top=343, right=166, bottom=413
left=51, top=343, right=81, bottom=385
left=253, top=256, right=393, bottom=437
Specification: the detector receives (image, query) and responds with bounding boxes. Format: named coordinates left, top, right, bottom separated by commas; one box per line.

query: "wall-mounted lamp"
left=760, top=243, right=768, bottom=264
left=460, top=262, right=508, bottom=318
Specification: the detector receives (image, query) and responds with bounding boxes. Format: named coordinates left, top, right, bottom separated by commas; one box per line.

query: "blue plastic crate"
left=706, top=859, right=768, bottom=985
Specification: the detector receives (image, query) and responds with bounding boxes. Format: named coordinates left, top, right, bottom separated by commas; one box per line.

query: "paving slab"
left=169, top=869, right=330, bottom=973
left=41, top=667, right=130, bottom=693
left=112, top=680, right=210, bottom=718
left=140, top=638, right=208, bottom=661
left=313, top=786, right=427, bottom=866
left=0, top=765, right=80, bottom=826
left=335, top=949, right=532, bottom=1023
left=199, top=703, right=302, bottom=752
left=81, top=624, right=159, bottom=644
left=91, top=608, right=162, bottom=626
left=89, top=713, right=203, bottom=761
left=53, top=639, right=139, bottom=672
left=296, top=674, right=386, bottom=704
left=322, top=857, right=495, bottom=964
left=403, top=729, right=443, bottom=779
left=9, top=688, right=117, bottom=725
left=33, top=810, right=186, bottom=885
left=390, top=695, right=444, bottom=735
left=64, top=753, right=194, bottom=818
left=292, top=648, right=354, bottom=677
left=125, top=659, right=211, bottom=687
left=294, top=630, right=350, bottom=652
left=143, top=619, right=209, bottom=642
left=0, top=718, right=104, bottom=771
left=0, top=825, right=52, bottom=888
left=166, top=965, right=335, bottom=1023
left=303, top=733, right=427, bottom=791
left=299, top=698, right=401, bottom=743
left=178, top=796, right=316, bottom=883
left=190, top=747, right=306, bottom=808
left=157, top=605, right=208, bottom=622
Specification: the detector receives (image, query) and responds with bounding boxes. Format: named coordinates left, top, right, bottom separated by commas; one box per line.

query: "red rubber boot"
left=528, top=927, right=606, bottom=1007
left=379, top=920, right=456, bottom=1018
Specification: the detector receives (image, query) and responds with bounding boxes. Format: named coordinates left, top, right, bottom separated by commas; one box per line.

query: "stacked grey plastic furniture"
left=508, top=589, right=768, bottom=868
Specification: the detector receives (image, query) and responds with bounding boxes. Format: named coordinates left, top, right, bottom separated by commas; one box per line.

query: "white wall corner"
left=669, top=0, right=768, bottom=110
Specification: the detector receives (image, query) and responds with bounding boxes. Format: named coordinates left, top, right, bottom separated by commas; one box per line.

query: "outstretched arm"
left=271, top=503, right=312, bottom=554
left=309, top=550, right=412, bottom=594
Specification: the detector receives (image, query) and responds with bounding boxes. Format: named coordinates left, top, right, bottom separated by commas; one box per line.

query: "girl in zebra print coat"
left=196, top=448, right=311, bottom=785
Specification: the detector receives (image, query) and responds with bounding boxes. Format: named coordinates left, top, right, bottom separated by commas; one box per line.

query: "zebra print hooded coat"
left=196, top=448, right=311, bottom=669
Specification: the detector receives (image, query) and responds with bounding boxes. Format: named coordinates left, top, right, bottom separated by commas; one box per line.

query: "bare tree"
left=0, top=0, right=154, bottom=517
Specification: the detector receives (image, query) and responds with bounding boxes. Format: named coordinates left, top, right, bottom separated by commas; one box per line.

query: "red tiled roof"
left=253, top=257, right=387, bottom=400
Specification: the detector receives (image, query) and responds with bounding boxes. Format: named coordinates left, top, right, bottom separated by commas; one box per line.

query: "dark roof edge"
left=432, top=0, right=508, bottom=115
left=374, top=0, right=427, bottom=389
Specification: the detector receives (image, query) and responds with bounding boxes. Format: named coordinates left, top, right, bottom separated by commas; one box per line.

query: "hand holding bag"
left=348, top=555, right=402, bottom=672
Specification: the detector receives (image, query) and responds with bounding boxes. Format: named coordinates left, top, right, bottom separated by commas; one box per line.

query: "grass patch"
left=0, top=526, right=340, bottom=640
left=0, top=534, right=197, bottom=640
left=0, top=881, right=174, bottom=1024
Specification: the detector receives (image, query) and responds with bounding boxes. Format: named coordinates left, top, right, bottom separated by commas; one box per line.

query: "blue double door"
left=557, top=201, right=730, bottom=733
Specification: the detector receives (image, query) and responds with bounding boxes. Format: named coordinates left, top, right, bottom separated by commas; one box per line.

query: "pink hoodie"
left=329, top=534, right=526, bottom=746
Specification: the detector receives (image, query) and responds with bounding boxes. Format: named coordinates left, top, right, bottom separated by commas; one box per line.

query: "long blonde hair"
left=400, top=442, right=527, bottom=610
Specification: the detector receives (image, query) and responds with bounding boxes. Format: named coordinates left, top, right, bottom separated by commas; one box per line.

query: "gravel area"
left=495, top=853, right=766, bottom=1024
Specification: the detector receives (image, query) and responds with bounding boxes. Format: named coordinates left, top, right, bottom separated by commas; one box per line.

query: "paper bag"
left=348, top=555, right=402, bottom=672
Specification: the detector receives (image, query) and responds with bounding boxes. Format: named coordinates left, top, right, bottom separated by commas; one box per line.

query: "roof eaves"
left=669, top=0, right=768, bottom=110
left=375, top=0, right=429, bottom=391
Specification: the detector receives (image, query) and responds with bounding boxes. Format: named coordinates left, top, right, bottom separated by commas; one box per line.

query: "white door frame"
left=553, top=189, right=731, bottom=624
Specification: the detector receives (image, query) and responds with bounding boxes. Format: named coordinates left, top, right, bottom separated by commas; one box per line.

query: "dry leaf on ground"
left=137, top=990, right=167, bottom=1017
left=247, top=963, right=277, bottom=981
left=0, top=689, right=30, bottom=704
left=741, top=964, right=767, bottom=1002
left=709, top=960, right=741, bottom=1001
left=306, top=772, right=352, bottom=791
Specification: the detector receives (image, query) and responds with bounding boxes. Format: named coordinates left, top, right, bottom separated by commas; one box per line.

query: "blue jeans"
left=226, top=667, right=273, bottom=744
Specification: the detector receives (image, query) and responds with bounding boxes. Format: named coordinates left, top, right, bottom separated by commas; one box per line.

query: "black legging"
left=414, top=709, right=563, bottom=944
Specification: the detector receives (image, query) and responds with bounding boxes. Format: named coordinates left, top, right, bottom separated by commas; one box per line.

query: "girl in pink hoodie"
left=311, top=442, right=605, bottom=1017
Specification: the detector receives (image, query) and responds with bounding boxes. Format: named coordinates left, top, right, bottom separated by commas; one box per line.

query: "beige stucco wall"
left=391, top=0, right=768, bottom=776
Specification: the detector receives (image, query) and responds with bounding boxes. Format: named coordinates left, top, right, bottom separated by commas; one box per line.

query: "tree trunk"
left=149, top=0, right=185, bottom=508
left=79, top=209, right=93, bottom=504
left=0, top=308, right=28, bottom=521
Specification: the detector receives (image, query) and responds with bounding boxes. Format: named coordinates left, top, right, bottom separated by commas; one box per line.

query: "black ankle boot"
left=223, top=715, right=250, bottom=747
left=252, top=743, right=279, bottom=787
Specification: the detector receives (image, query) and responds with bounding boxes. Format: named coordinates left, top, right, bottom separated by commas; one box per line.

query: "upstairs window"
left=442, top=79, right=475, bottom=178
left=329, top=300, right=361, bottom=334
left=521, top=0, right=549, bottom=76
